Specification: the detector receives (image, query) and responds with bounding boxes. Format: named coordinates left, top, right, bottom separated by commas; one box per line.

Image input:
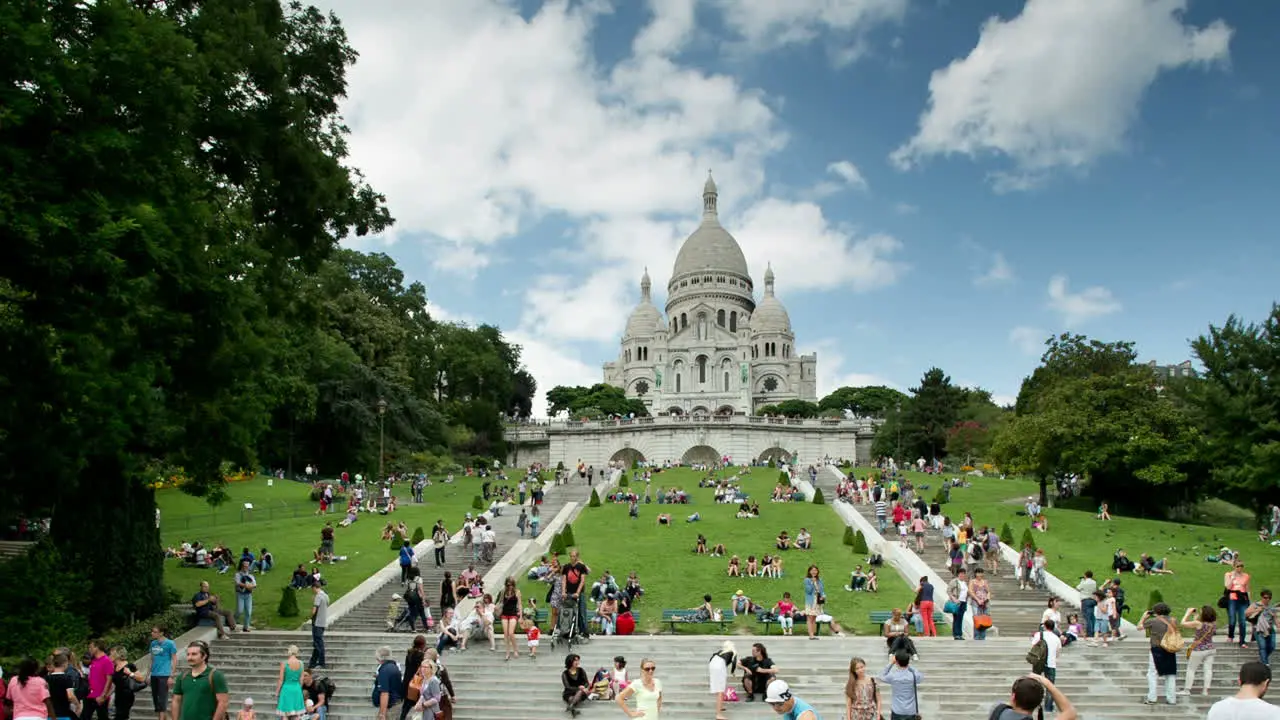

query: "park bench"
left=589, top=611, right=641, bottom=631
left=755, top=610, right=829, bottom=635
left=869, top=610, right=946, bottom=633
left=662, top=608, right=731, bottom=633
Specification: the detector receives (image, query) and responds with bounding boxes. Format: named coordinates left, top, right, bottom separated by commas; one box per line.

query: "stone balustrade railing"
left=504, top=414, right=881, bottom=440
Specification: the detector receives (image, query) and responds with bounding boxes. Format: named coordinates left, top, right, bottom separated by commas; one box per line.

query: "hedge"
left=842, top=526, right=855, bottom=546
left=812, top=488, right=825, bottom=505
left=999, top=523, right=1014, bottom=546
left=278, top=586, right=301, bottom=617
left=560, top=523, right=576, bottom=547
left=1019, top=528, right=1038, bottom=553
left=852, top=530, right=869, bottom=554
left=472, top=495, right=485, bottom=511
left=411, top=526, right=426, bottom=545
left=588, top=489, right=602, bottom=508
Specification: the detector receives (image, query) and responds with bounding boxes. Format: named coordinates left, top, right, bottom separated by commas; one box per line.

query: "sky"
left=316, top=0, right=1279, bottom=416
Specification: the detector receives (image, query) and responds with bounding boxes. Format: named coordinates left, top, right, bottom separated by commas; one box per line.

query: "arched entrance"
left=690, top=406, right=710, bottom=416
left=757, top=447, right=793, bottom=464
left=682, top=445, right=721, bottom=465
left=716, top=405, right=735, bottom=415
left=610, top=448, right=645, bottom=467
left=666, top=406, right=684, bottom=416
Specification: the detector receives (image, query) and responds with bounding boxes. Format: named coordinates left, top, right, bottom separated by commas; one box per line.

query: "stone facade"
left=505, top=415, right=876, bottom=468
left=602, top=174, right=817, bottom=416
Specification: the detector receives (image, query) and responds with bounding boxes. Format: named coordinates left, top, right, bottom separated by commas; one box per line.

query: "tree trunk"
left=1039, top=475, right=1049, bottom=508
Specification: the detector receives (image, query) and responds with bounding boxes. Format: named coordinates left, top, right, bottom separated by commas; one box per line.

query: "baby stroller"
left=550, top=596, right=582, bottom=650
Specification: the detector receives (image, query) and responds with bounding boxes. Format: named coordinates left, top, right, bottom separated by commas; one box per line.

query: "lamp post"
left=377, top=398, right=388, bottom=482
left=895, top=401, right=903, bottom=465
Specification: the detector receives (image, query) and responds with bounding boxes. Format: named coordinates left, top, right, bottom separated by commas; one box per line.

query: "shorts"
left=501, top=614, right=519, bottom=621
left=527, top=639, right=540, bottom=647
left=914, top=532, right=924, bottom=539
left=1094, top=618, right=1110, bottom=634
left=321, top=539, right=334, bottom=552
left=151, top=675, right=171, bottom=712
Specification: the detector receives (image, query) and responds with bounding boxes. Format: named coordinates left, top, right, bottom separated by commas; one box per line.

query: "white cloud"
left=893, top=202, right=919, bottom=215
left=1046, top=275, right=1122, bottom=326
left=633, top=0, right=698, bottom=57
left=826, top=160, right=869, bottom=190
left=805, top=338, right=900, bottom=397
left=506, top=331, right=599, bottom=418
left=975, top=251, right=1014, bottom=286
left=991, top=393, right=1017, bottom=408
left=891, top=0, right=1232, bottom=188
left=1009, top=325, right=1047, bottom=357
left=711, top=0, right=908, bottom=64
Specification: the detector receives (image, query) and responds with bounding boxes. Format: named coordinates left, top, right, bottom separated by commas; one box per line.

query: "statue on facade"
left=654, top=367, right=663, bottom=388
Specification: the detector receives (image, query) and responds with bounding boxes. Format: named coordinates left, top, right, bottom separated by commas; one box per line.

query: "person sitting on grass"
left=1032, top=513, right=1049, bottom=532
left=845, top=566, right=868, bottom=592
left=1097, top=502, right=1112, bottom=521
left=865, top=569, right=879, bottom=593
left=727, top=555, right=741, bottom=577
left=776, top=531, right=791, bottom=551
left=746, top=555, right=759, bottom=577
left=736, top=501, right=754, bottom=519
left=731, top=590, right=754, bottom=616
left=694, top=534, right=708, bottom=554
left=380, top=522, right=395, bottom=541
left=338, top=507, right=357, bottom=527
left=795, top=528, right=811, bottom=550
left=656, top=513, right=672, bottom=526
left=1111, top=549, right=1137, bottom=574
left=767, top=555, right=783, bottom=579
left=1137, top=553, right=1174, bottom=575
left=710, top=543, right=726, bottom=557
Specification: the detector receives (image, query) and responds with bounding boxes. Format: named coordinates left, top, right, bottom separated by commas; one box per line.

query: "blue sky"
left=321, top=0, right=1279, bottom=414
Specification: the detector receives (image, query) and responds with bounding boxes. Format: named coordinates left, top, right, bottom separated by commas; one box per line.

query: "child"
left=521, top=618, right=540, bottom=658
left=898, top=522, right=909, bottom=543
left=237, top=698, right=256, bottom=720
left=1062, top=613, right=1081, bottom=647
left=385, top=593, right=406, bottom=631
left=775, top=592, right=796, bottom=635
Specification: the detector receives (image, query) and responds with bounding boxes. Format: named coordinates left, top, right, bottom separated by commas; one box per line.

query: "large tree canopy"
left=818, top=385, right=908, bottom=417
left=0, top=0, right=533, bottom=645
left=545, top=384, right=648, bottom=419
left=1185, top=305, right=1280, bottom=510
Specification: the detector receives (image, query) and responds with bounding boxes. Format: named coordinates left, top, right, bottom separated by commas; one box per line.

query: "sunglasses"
left=642, top=666, right=656, bottom=672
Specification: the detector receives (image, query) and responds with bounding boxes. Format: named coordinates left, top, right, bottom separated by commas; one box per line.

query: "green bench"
left=526, top=608, right=642, bottom=632
left=662, top=608, right=732, bottom=633
left=869, top=610, right=946, bottom=632
left=755, top=611, right=830, bottom=635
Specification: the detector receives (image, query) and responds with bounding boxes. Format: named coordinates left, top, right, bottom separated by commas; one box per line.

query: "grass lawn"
left=520, top=467, right=914, bottom=636
left=844, top=469, right=1280, bottom=617
left=157, top=475, right=497, bottom=628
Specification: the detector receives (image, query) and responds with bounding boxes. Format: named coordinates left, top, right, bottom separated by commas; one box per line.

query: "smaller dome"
left=625, top=302, right=663, bottom=338
left=751, top=295, right=791, bottom=334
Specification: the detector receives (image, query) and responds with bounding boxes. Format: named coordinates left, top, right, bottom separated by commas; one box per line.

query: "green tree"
left=1019, top=528, right=1037, bottom=552
left=545, top=384, right=647, bottom=419
left=852, top=530, right=869, bottom=554
left=277, top=587, right=301, bottom=619
left=842, top=526, right=855, bottom=546
left=411, top=527, right=426, bottom=545
left=946, top=421, right=990, bottom=466
left=773, top=399, right=820, bottom=418
left=589, top=488, right=602, bottom=507
left=818, top=385, right=909, bottom=417
left=901, top=368, right=964, bottom=462
left=999, top=523, right=1014, bottom=546
left=560, top=523, right=577, bottom=547
left=812, top=487, right=825, bottom=505
left=1186, top=306, right=1280, bottom=511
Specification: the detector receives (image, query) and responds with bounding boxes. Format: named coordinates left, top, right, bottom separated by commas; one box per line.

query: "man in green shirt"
left=172, top=641, right=229, bottom=720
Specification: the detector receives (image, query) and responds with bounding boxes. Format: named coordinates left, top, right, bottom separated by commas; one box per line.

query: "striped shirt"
left=874, top=501, right=887, bottom=517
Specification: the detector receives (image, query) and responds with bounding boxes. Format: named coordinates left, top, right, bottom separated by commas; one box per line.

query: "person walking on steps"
left=989, top=674, right=1077, bottom=720
left=309, top=583, right=329, bottom=670
left=764, top=679, right=819, bottom=719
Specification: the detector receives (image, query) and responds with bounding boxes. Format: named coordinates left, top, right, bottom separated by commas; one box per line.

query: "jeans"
left=1228, top=598, right=1249, bottom=642
left=310, top=624, right=327, bottom=668
left=434, top=546, right=445, bottom=567
left=877, top=515, right=887, bottom=533
left=1147, top=652, right=1176, bottom=703
left=82, top=697, right=109, bottom=720
left=236, top=593, right=253, bottom=628
left=1257, top=630, right=1276, bottom=665
left=519, top=492, right=526, bottom=505
left=951, top=600, right=966, bottom=638
left=1042, top=667, right=1057, bottom=711
left=577, top=593, right=590, bottom=636
left=1081, top=598, right=1097, bottom=637
left=531, top=522, right=540, bottom=538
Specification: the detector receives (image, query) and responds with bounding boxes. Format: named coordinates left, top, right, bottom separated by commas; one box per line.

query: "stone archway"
left=666, top=406, right=684, bottom=416
left=681, top=444, right=721, bottom=465
left=716, top=405, right=735, bottom=415
left=757, top=447, right=793, bottom=464
left=690, top=405, right=711, bottom=416
left=610, top=447, right=645, bottom=467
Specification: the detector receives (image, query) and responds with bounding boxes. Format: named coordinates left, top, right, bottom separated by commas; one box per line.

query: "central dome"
left=670, top=173, right=750, bottom=280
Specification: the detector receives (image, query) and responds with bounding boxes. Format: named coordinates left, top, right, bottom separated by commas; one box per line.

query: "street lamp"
left=895, top=401, right=903, bottom=465
left=377, top=398, right=388, bottom=482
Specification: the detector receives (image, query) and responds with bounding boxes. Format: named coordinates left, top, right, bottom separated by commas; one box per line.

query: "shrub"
left=308, top=486, right=346, bottom=502
left=632, top=460, right=640, bottom=470
left=411, top=526, right=426, bottom=545
left=561, top=523, right=577, bottom=547
left=852, top=530, right=869, bottom=554
left=1148, top=589, right=1165, bottom=611
left=0, top=542, right=90, bottom=658
left=390, top=534, right=404, bottom=551
left=278, top=586, right=301, bottom=618
left=999, top=523, right=1014, bottom=546
left=1019, top=528, right=1037, bottom=552
left=618, top=474, right=629, bottom=487
left=812, top=488, right=826, bottom=505
left=768, top=458, right=776, bottom=468
left=932, top=488, right=947, bottom=505
left=589, top=489, right=602, bottom=507
left=778, top=471, right=790, bottom=485
left=472, top=495, right=485, bottom=511
left=97, top=606, right=195, bottom=662
left=843, top=526, right=855, bottom=546
left=549, top=532, right=566, bottom=555
left=557, top=461, right=565, bottom=471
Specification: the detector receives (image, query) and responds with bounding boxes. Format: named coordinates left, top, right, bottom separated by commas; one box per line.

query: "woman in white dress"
left=707, top=640, right=736, bottom=720
left=617, top=658, right=662, bottom=718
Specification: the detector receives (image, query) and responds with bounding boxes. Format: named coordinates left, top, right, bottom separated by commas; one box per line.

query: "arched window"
left=625, top=349, right=631, bottom=363
left=724, top=372, right=730, bottom=390
left=697, top=355, right=707, bottom=384
left=717, top=309, right=725, bottom=327
left=680, top=313, right=687, bottom=330
left=676, top=374, right=682, bottom=392
left=729, top=311, right=737, bottom=332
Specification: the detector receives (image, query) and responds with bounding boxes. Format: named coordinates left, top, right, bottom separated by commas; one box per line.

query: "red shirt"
left=88, top=654, right=113, bottom=699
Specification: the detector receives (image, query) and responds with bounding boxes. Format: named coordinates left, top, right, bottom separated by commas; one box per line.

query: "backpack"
left=988, top=702, right=1034, bottom=720
left=1025, top=631, right=1049, bottom=673
left=1158, top=618, right=1186, bottom=653
left=319, top=676, right=336, bottom=701
left=72, top=668, right=89, bottom=701
left=971, top=542, right=984, bottom=560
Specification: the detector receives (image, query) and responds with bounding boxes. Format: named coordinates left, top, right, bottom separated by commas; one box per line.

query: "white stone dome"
left=751, top=264, right=791, bottom=334
left=625, top=302, right=663, bottom=337
left=670, top=173, right=750, bottom=280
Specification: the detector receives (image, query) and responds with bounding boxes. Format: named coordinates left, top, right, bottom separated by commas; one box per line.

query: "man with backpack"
left=171, top=641, right=229, bottom=720
left=300, top=670, right=333, bottom=720
left=990, top=675, right=1076, bottom=720
left=398, top=540, right=415, bottom=583
left=1025, top=619, right=1062, bottom=712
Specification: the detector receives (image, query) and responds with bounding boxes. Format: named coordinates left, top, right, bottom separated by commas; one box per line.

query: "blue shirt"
left=373, top=660, right=402, bottom=707
left=803, top=577, right=825, bottom=606
left=880, top=665, right=924, bottom=716
left=782, top=696, right=821, bottom=719
left=150, top=638, right=177, bottom=677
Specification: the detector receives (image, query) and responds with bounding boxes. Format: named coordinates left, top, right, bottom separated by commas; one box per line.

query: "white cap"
left=764, top=679, right=791, bottom=704
left=243, top=698, right=254, bottom=707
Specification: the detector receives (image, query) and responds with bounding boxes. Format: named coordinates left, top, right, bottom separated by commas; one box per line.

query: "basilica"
left=603, top=174, right=818, bottom=415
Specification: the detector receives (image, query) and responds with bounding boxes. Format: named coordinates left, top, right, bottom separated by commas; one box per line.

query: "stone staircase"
left=330, top=476, right=590, bottom=630
left=186, top=631, right=1268, bottom=719
left=819, top=470, right=1056, bottom=637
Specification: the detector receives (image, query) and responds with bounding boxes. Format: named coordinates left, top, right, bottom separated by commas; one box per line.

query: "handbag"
left=1159, top=618, right=1187, bottom=653
left=408, top=667, right=425, bottom=702
left=943, top=600, right=959, bottom=615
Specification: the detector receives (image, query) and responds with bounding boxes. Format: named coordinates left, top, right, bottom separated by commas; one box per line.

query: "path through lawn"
left=521, top=467, right=914, bottom=636
left=157, top=475, right=494, bottom=627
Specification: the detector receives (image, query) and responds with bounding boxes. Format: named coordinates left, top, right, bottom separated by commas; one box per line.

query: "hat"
left=764, top=679, right=792, bottom=703
left=735, top=590, right=744, bottom=596
left=243, top=698, right=254, bottom=707
left=391, top=593, right=402, bottom=601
